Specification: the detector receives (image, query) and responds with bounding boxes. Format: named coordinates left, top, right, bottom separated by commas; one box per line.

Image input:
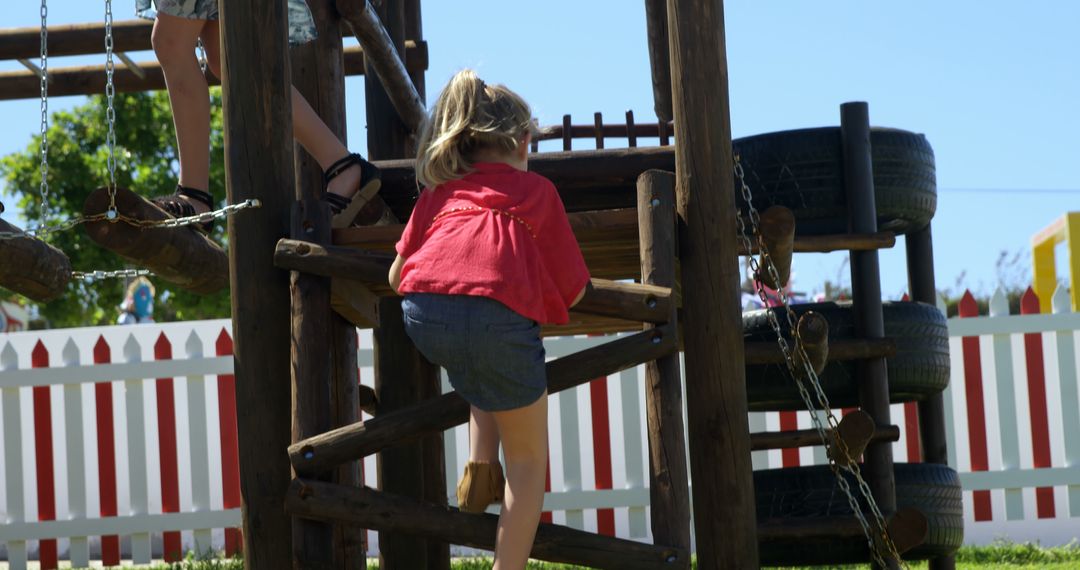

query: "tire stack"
left=734, top=127, right=963, bottom=565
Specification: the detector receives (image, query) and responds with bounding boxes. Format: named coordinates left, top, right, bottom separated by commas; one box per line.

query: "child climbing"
left=388, top=69, right=590, bottom=569
left=136, top=0, right=380, bottom=230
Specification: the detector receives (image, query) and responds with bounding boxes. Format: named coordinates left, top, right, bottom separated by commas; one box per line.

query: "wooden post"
left=637, top=170, right=691, bottom=563
left=289, top=0, right=365, bottom=565
left=842, top=101, right=898, bottom=568
left=905, top=222, right=956, bottom=570
left=644, top=0, right=673, bottom=122
left=217, top=0, right=294, bottom=565
left=666, top=0, right=758, bottom=567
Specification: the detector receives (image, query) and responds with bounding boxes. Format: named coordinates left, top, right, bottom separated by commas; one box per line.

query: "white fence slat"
left=440, top=372, right=459, bottom=506
left=123, top=335, right=153, bottom=563
left=990, top=290, right=1024, bottom=520
left=748, top=412, right=768, bottom=470
left=2, top=342, right=29, bottom=570
left=1052, top=287, right=1080, bottom=516
left=557, top=383, right=585, bottom=529
left=61, top=339, right=91, bottom=568
left=618, top=369, right=647, bottom=538
left=185, top=331, right=214, bottom=555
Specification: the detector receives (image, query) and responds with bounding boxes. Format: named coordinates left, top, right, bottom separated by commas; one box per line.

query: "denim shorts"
left=136, top=0, right=317, bottom=45
left=402, top=293, right=547, bottom=412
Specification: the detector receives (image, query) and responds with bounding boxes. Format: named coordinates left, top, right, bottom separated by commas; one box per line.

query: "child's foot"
left=321, top=153, right=381, bottom=229
left=456, top=461, right=505, bottom=514
left=152, top=185, right=215, bottom=233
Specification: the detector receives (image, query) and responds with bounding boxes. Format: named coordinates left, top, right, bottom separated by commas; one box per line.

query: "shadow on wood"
left=83, top=186, right=229, bottom=294
left=0, top=218, right=72, bottom=302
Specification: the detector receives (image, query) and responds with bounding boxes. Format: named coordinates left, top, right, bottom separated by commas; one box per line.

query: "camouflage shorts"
left=135, top=0, right=317, bottom=45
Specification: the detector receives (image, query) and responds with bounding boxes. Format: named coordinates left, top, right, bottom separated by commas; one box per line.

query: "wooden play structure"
left=0, top=0, right=964, bottom=568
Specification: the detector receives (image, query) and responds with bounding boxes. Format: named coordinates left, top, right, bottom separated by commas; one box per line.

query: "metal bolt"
left=651, top=198, right=660, bottom=207
left=651, top=333, right=662, bottom=344
left=646, top=296, right=657, bottom=308
left=106, top=208, right=118, bottom=221
left=304, top=450, right=314, bottom=460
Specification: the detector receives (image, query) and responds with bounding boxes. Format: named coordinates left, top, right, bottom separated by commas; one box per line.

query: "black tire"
left=755, top=463, right=963, bottom=565
left=732, top=127, right=936, bottom=236
left=743, top=301, right=950, bottom=411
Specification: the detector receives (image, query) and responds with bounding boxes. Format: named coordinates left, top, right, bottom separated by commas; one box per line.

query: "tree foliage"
left=0, top=90, right=230, bottom=328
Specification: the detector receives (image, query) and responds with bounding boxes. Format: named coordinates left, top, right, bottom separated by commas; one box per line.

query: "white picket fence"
left=1, top=285, right=1079, bottom=567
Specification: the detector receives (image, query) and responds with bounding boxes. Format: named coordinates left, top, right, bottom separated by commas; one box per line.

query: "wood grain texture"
left=637, top=170, right=691, bottom=564
left=0, top=218, right=71, bottom=302
left=287, top=479, right=688, bottom=569
left=82, top=186, right=228, bottom=294
left=666, top=0, right=759, bottom=566
left=217, top=0, right=295, bottom=564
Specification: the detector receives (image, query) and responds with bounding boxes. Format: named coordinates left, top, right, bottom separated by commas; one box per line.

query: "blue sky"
left=2, top=1, right=1078, bottom=301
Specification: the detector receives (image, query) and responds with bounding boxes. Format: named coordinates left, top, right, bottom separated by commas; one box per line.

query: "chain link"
left=72, top=268, right=152, bottom=281
left=104, top=0, right=119, bottom=217
left=37, top=0, right=50, bottom=229
left=0, top=199, right=260, bottom=240
left=735, top=156, right=906, bottom=569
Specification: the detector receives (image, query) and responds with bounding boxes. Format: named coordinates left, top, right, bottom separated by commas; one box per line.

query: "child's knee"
left=151, top=28, right=193, bottom=63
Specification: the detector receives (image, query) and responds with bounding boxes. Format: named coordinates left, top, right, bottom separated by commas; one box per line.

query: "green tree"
left=0, top=90, right=230, bottom=328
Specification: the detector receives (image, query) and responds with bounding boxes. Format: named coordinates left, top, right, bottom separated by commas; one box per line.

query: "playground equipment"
left=0, top=1, right=961, bottom=568
left=1032, top=212, right=1079, bottom=312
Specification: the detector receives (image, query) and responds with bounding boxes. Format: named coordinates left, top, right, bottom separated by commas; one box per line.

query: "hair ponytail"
left=415, top=69, right=537, bottom=188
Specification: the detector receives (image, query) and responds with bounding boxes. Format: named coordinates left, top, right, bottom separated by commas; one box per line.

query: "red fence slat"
left=904, top=402, right=922, bottom=463
left=93, top=336, right=121, bottom=565
left=1021, top=288, right=1056, bottom=518
left=154, top=333, right=182, bottom=561
left=216, top=329, right=242, bottom=556
left=780, top=411, right=800, bottom=467
left=959, top=291, right=992, bottom=521
left=31, top=341, right=57, bottom=570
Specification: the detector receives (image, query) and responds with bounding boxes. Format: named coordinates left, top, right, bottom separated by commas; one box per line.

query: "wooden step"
left=289, top=325, right=677, bottom=475
left=287, top=479, right=688, bottom=570
left=0, top=218, right=72, bottom=302
left=83, top=186, right=228, bottom=294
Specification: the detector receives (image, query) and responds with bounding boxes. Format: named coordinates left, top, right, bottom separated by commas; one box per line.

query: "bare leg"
left=202, top=21, right=364, bottom=201
left=470, top=406, right=501, bottom=463
left=152, top=14, right=212, bottom=213
left=491, top=393, right=548, bottom=570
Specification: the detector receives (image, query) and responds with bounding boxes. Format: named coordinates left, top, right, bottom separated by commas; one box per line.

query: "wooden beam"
left=286, top=480, right=689, bottom=570
left=637, top=170, right=691, bottom=563
left=0, top=219, right=72, bottom=302
left=0, top=20, right=159, bottom=60
left=289, top=325, right=677, bottom=475
left=750, top=424, right=900, bottom=452
left=667, top=0, right=758, bottom=567
left=336, top=0, right=426, bottom=131
left=0, top=43, right=427, bottom=101
left=217, top=0, right=295, bottom=563
left=81, top=186, right=229, bottom=295
left=644, top=0, right=673, bottom=121
left=743, top=338, right=896, bottom=365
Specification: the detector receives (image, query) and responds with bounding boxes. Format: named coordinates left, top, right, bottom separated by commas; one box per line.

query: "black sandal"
left=152, top=185, right=215, bottom=233
left=320, top=153, right=382, bottom=229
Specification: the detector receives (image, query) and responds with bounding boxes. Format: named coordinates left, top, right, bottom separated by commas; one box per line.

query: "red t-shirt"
left=395, top=162, right=591, bottom=325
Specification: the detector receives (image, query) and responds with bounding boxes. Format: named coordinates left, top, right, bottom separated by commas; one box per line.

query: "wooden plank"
left=82, top=186, right=229, bottom=294
left=61, top=340, right=90, bottom=568
left=286, top=479, right=689, bottom=569
left=667, top=0, right=758, bottom=566
left=989, top=289, right=1023, bottom=520
left=289, top=326, right=677, bottom=475
left=218, top=0, right=296, bottom=563
left=0, top=43, right=426, bottom=101
left=0, top=218, right=72, bottom=302
left=637, top=169, right=690, bottom=561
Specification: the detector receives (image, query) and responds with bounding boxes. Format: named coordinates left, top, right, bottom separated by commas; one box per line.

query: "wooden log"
left=750, top=423, right=900, bottom=452
left=336, top=0, right=426, bottom=131
left=841, top=102, right=897, bottom=567
left=0, top=219, right=72, bottom=302
left=82, top=186, right=228, bottom=294
left=638, top=170, right=691, bottom=563
left=668, top=0, right=759, bottom=567
left=756, top=206, right=795, bottom=290
left=743, top=337, right=895, bottom=365
left=287, top=479, right=688, bottom=569
left=644, top=0, right=673, bottom=122
left=289, top=1, right=358, bottom=563
left=289, top=325, right=677, bottom=475
left=0, top=44, right=427, bottom=101
left=331, top=279, right=380, bottom=327
left=217, top=0, right=295, bottom=563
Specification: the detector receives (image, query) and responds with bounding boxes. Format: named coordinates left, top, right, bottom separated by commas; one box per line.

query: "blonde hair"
left=415, top=69, right=538, bottom=189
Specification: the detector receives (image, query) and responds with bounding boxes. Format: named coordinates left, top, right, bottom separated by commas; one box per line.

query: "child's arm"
left=389, top=254, right=406, bottom=295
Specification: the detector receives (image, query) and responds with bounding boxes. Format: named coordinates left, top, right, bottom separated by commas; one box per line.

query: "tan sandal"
left=456, top=461, right=505, bottom=513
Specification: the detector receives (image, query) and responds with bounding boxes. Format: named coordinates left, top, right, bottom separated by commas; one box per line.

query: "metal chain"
left=0, top=199, right=261, bottom=240
left=72, top=268, right=151, bottom=281
left=37, top=0, right=50, bottom=229
left=735, top=155, right=906, bottom=568
left=103, top=0, right=119, bottom=218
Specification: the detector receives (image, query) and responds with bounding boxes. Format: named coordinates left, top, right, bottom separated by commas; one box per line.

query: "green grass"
left=70, top=540, right=1080, bottom=569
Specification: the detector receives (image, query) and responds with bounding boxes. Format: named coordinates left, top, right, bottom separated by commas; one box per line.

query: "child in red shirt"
left=389, top=69, right=589, bottom=569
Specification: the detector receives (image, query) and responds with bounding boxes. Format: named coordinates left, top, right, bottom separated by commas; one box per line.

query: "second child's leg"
left=152, top=14, right=212, bottom=213
left=491, top=393, right=548, bottom=570
left=470, top=406, right=500, bottom=463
